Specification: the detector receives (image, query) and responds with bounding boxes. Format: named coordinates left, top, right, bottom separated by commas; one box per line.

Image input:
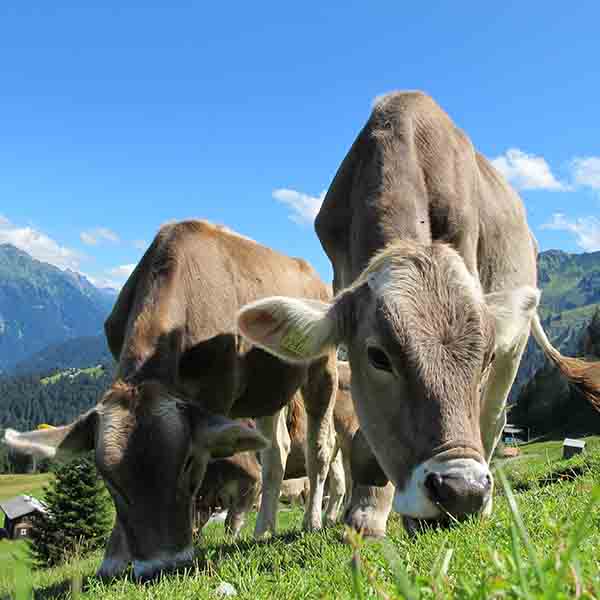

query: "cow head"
left=3, top=380, right=267, bottom=580
left=237, top=241, right=539, bottom=523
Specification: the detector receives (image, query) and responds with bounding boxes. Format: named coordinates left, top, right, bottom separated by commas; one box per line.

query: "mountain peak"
left=0, top=245, right=115, bottom=371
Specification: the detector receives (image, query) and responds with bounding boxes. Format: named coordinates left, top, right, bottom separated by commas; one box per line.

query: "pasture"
left=0, top=473, right=52, bottom=596
left=1, top=439, right=600, bottom=599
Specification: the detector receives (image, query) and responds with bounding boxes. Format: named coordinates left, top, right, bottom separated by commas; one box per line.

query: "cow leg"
left=344, top=482, right=395, bottom=539
left=194, top=506, right=212, bottom=537
left=254, top=408, right=291, bottom=538
left=97, top=519, right=131, bottom=580
left=344, top=482, right=395, bottom=538
left=481, top=332, right=530, bottom=464
left=344, top=428, right=393, bottom=537
left=341, top=450, right=353, bottom=509
left=301, top=352, right=337, bottom=531
left=323, top=448, right=346, bottom=525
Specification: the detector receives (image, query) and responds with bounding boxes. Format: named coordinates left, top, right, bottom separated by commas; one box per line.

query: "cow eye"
left=367, top=346, right=393, bottom=372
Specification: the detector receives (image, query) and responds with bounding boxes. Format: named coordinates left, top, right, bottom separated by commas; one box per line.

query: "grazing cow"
left=194, top=447, right=261, bottom=537
left=4, top=220, right=338, bottom=580
left=195, top=362, right=358, bottom=535
left=237, top=91, right=600, bottom=535
left=279, top=477, right=310, bottom=506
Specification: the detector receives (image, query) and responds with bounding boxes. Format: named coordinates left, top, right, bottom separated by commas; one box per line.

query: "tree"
left=28, top=455, right=111, bottom=567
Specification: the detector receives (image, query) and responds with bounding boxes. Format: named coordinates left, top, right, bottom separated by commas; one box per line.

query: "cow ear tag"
left=281, top=327, right=309, bottom=357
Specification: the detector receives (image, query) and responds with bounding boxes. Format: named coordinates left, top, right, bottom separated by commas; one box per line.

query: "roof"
left=504, top=425, right=526, bottom=434
left=563, top=438, right=586, bottom=449
left=0, top=495, right=47, bottom=520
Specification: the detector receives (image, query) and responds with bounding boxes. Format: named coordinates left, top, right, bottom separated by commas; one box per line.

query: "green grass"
left=2, top=441, right=600, bottom=599
left=0, top=473, right=52, bottom=503
left=494, top=435, right=600, bottom=492
left=40, top=366, right=104, bottom=386
left=0, top=473, right=52, bottom=596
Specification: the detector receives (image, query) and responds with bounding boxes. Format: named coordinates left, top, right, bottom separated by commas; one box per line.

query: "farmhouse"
left=0, top=494, right=46, bottom=540
left=502, top=424, right=530, bottom=444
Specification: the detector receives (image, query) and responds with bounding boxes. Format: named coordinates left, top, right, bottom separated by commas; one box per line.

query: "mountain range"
left=0, top=244, right=116, bottom=373
left=0, top=243, right=599, bottom=439
left=511, top=249, right=600, bottom=402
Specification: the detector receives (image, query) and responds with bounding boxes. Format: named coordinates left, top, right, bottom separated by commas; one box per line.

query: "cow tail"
left=530, top=314, right=600, bottom=410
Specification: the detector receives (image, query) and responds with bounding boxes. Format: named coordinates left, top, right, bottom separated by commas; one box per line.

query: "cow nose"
left=424, top=471, right=491, bottom=519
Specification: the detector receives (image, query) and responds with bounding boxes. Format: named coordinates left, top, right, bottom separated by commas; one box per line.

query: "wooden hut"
left=0, top=495, right=46, bottom=540
left=501, top=424, right=530, bottom=444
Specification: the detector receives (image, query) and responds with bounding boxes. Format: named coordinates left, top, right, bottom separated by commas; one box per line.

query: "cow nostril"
left=424, top=473, right=445, bottom=504
left=483, top=474, right=492, bottom=490
left=424, top=470, right=491, bottom=518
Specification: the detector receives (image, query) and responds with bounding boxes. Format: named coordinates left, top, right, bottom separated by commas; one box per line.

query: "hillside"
left=511, top=307, right=600, bottom=436
left=0, top=244, right=115, bottom=372
left=3, top=439, right=600, bottom=598
left=10, top=334, right=113, bottom=377
left=0, top=364, right=114, bottom=435
left=510, top=248, right=600, bottom=402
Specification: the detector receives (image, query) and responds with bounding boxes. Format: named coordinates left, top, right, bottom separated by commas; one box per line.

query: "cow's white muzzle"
left=393, top=458, right=492, bottom=520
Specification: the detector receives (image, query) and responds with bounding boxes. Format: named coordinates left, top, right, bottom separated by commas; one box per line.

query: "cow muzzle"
left=132, top=547, right=195, bottom=582
left=393, top=457, right=492, bottom=521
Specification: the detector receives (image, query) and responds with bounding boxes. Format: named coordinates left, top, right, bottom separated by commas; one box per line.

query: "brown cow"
left=4, top=220, right=338, bottom=580
left=194, top=447, right=261, bottom=537
left=237, top=91, right=600, bottom=535
left=195, top=362, right=357, bottom=536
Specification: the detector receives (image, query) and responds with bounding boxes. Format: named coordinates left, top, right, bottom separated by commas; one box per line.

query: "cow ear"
left=3, top=409, right=98, bottom=460
left=237, top=297, right=339, bottom=364
left=485, top=286, right=540, bottom=353
left=196, top=415, right=269, bottom=459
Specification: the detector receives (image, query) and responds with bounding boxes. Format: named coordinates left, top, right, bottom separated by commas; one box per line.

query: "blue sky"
left=1, top=1, right=599, bottom=288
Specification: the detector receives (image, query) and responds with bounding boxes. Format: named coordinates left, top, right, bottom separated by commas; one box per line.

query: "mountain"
left=11, top=334, right=114, bottom=377
left=0, top=364, right=114, bottom=438
left=510, top=249, right=600, bottom=403
left=0, top=244, right=115, bottom=372
left=510, top=308, right=600, bottom=437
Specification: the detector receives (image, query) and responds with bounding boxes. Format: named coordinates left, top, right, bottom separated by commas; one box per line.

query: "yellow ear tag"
left=281, top=328, right=309, bottom=357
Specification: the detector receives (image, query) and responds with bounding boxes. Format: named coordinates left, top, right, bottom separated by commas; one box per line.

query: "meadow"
left=1, top=438, right=599, bottom=599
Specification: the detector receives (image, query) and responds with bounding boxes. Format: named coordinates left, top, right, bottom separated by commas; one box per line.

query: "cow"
left=236, top=91, right=600, bottom=536
left=4, top=220, right=338, bottom=580
left=195, top=361, right=358, bottom=536
left=194, top=447, right=261, bottom=537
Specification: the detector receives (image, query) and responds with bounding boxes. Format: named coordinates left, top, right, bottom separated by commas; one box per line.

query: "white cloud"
left=133, top=239, right=148, bottom=250
left=490, top=148, right=568, bottom=191
left=0, top=214, right=83, bottom=270
left=107, top=264, right=136, bottom=279
left=272, top=188, right=326, bottom=224
left=86, top=264, right=136, bottom=290
left=83, top=273, right=118, bottom=290
left=80, top=227, right=120, bottom=246
left=541, top=213, right=600, bottom=252
left=570, top=157, right=600, bottom=190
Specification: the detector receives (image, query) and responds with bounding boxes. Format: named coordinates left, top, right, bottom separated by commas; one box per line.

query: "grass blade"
left=549, top=484, right=600, bottom=597
left=381, top=542, right=420, bottom=600
left=497, top=466, right=546, bottom=592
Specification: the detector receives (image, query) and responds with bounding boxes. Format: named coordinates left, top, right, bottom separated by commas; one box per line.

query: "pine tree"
left=28, top=455, right=111, bottom=567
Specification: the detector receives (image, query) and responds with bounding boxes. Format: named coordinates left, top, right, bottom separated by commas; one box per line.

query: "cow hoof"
left=323, top=516, right=338, bottom=528
left=253, top=528, right=274, bottom=540
left=302, top=516, right=323, bottom=532
left=344, top=510, right=387, bottom=539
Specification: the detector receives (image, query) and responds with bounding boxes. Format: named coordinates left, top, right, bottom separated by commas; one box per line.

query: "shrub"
left=28, top=455, right=111, bottom=567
